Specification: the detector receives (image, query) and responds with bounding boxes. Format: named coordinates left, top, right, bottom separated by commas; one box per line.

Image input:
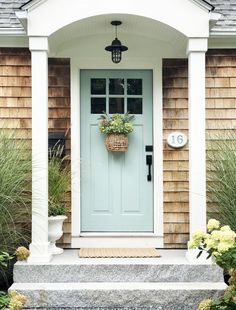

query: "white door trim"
left=71, top=58, right=163, bottom=248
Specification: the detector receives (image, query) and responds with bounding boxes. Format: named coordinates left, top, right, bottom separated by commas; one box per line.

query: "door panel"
left=80, top=70, right=153, bottom=232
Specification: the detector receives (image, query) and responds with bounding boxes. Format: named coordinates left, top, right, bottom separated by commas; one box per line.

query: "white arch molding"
left=20, top=0, right=211, bottom=38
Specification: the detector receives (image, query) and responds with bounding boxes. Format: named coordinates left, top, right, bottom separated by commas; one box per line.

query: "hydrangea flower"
left=221, top=225, right=231, bottom=232
left=219, top=230, right=236, bottom=243
left=211, top=229, right=222, bottom=241
left=9, top=291, right=27, bottom=310
left=197, top=299, right=212, bottom=310
left=15, top=246, right=30, bottom=261
left=189, top=219, right=236, bottom=271
left=217, top=242, right=232, bottom=253
left=205, top=237, right=218, bottom=251
left=207, top=219, right=220, bottom=231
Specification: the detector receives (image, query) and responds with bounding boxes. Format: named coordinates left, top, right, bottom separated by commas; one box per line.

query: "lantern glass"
left=112, top=48, right=122, bottom=64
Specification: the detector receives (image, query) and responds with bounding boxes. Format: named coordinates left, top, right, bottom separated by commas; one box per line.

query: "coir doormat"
left=79, top=248, right=161, bottom=258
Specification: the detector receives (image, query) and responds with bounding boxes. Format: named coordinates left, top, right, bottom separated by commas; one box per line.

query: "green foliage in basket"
left=98, top=113, right=135, bottom=135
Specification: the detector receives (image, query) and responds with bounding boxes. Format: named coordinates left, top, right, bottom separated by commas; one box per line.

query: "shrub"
left=0, top=291, right=10, bottom=309
left=188, top=219, right=236, bottom=309
left=8, top=291, right=27, bottom=310
left=0, top=290, right=27, bottom=310
left=0, top=251, right=14, bottom=292
left=0, top=252, right=13, bottom=269
left=188, top=219, right=236, bottom=271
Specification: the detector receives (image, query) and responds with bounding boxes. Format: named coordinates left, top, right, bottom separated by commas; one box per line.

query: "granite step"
left=14, top=262, right=223, bottom=283
left=9, top=282, right=226, bottom=310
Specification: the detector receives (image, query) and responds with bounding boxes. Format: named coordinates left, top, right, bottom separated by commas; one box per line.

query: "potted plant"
left=98, top=112, right=135, bottom=152
left=48, top=145, right=70, bottom=255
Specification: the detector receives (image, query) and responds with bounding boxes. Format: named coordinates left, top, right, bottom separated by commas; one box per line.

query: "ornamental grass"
left=0, top=130, right=31, bottom=254
left=207, top=131, right=236, bottom=231
left=0, top=129, right=31, bottom=289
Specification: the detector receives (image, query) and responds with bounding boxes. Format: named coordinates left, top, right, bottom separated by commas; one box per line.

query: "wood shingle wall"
left=206, top=49, right=236, bottom=136
left=162, top=59, right=189, bottom=248
left=0, top=48, right=31, bottom=135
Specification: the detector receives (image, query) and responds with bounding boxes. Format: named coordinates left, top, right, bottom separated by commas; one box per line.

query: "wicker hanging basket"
left=105, top=133, right=129, bottom=152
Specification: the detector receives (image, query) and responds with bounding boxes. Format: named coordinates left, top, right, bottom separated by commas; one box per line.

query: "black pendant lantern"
left=105, top=21, right=128, bottom=64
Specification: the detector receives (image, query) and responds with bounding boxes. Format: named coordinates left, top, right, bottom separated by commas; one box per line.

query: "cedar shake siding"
left=0, top=48, right=71, bottom=246
left=206, top=49, right=236, bottom=133
left=1, top=48, right=236, bottom=248
left=162, top=59, right=189, bottom=248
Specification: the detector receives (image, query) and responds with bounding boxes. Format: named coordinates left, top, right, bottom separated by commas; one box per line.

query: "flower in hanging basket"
left=98, top=112, right=135, bottom=152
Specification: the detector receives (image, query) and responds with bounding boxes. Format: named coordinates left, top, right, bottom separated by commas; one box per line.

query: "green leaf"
left=206, top=252, right=212, bottom=259
left=197, top=250, right=203, bottom=258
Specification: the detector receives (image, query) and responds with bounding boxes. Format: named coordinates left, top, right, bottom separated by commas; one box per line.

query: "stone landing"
left=9, top=250, right=226, bottom=309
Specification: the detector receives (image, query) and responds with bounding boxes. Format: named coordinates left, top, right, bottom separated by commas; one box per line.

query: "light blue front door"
left=81, top=70, right=153, bottom=232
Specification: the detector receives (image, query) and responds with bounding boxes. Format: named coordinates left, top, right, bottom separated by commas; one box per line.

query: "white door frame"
left=71, top=58, right=164, bottom=248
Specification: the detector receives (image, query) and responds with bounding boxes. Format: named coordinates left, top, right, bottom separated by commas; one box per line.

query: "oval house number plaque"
left=167, top=132, right=187, bottom=149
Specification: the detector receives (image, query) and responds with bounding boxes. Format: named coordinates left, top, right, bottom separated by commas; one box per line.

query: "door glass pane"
left=91, top=98, right=106, bottom=114
left=127, top=98, right=143, bottom=114
left=127, top=79, right=142, bottom=95
left=109, top=98, right=124, bottom=114
left=91, top=79, right=106, bottom=95
left=109, top=79, right=124, bottom=95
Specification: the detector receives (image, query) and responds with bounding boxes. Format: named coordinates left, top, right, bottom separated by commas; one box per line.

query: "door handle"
left=146, top=155, right=152, bottom=181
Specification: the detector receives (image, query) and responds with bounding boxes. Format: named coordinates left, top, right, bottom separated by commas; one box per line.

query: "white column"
left=187, top=38, right=208, bottom=236
left=28, top=37, right=52, bottom=263
left=71, top=61, right=81, bottom=245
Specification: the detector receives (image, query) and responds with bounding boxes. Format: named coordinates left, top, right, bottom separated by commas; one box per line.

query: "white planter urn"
left=48, top=215, right=67, bottom=255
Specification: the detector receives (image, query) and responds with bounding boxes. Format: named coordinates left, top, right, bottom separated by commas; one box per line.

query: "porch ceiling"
left=50, top=14, right=184, bottom=43
left=49, top=14, right=187, bottom=59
